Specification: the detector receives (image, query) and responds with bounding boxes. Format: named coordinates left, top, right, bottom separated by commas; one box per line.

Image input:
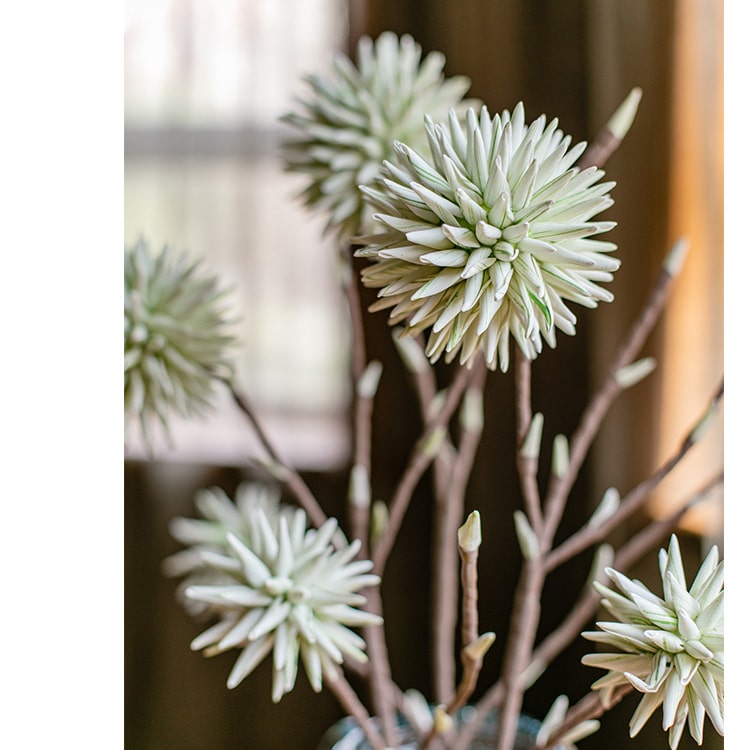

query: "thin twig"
left=545, top=380, right=724, bottom=572
left=453, top=473, right=723, bottom=750
left=613, top=471, right=724, bottom=572
left=576, top=88, right=642, bottom=171
left=362, top=586, right=398, bottom=746
left=445, top=545, right=488, bottom=714
left=372, top=363, right=474, bottom=575
left=229, top=386, right=329, bottom=530
left=431, top=460, right=459, bottom=703
left=515, top=355, right=543, bottom=534
left=540, top=241, right=689, bottom=551
left=495, top=559, right=545, bottom=750
left=431, top=364, right=487, bottom=702
left=393, top=337, right=456, bottom=684
left=493, top=349, right=546, bottom=750
left=342, top=249, right=375, bottom=552
left=342, top=249, right=401, bottom=745
left=428, top=527, right=487, bottom=749
left=324, top=668, right=388, bottom=750
left=459, top=544, right=480, bottom=650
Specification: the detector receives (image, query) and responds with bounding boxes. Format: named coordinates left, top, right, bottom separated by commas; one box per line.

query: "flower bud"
left=513, top=510, right=539, bottom=559
left=458, top=510, right=482, bottom=552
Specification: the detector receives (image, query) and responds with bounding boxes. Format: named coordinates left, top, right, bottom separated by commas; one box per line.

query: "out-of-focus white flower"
left=172, top=494, right=382, bottom=702
left=124, top=238, right=235, bottom=446
left=355, top=103, right=618, bottom=371
left=536, top=694, right=600, bottom=748
left=281, top=31, right=474, bottom=240
left=582, top=535, right=724, bottom=748
left=163, top=482, right=297, bottom=617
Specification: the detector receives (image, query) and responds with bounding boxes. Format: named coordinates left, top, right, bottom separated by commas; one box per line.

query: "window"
left=125, top=0, right=352, bottom=469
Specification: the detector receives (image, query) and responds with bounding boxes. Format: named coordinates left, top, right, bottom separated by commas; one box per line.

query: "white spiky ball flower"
left=355, top=102, right=619, bottom=371
left=281, top=31, right=474, bottom=240
left=178, top=496, right=382, bottom=702
left=124, top=238, right=235, bottom=446
left=163, top=482, right=298, bottom=617
left=581, top=535, right=724, bottom=748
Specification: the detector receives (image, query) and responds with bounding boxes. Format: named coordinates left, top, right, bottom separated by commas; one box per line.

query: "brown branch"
left=361, top=587, right=398, bottom=747
left=494, top=559, right=545, bottom=750
left=372, top=363, right=474, bottom=575
left=398, top=331, right=440, bottom=414
left=576, top=88, right=642, bottom=171
left=545, top=380, right=724, bottom=572
left=229, top=386, right=329, bottom=531
left=613, top=471, right=724, bottom=572
left=459, top=549, right=480, bottom=650
left=540, top=241, right=689, bottom=551
left=492, top=349, right=547, bottom=750
left=454, top=472, right=721, bottom=750
left=341, top=249, right=401, bottom=745
left=342, top=249, right=374, bottom=552
left=394, top=332, right=458, bottom=701
left=431, top=364, right=487, bottom=702
left=324, top=668, right=388, bottom=750
left=445, top=547, right=491, bottom=715
left=515, top=354, right=543, bottom=533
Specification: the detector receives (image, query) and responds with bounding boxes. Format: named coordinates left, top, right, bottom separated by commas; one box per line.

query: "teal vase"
left=317, top=707, right=560, bottom=749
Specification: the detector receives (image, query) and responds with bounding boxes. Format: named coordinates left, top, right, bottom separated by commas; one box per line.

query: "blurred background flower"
left=163, top=482, right=296, bottom=616
left=177, top=504, right=382, bottom=702
left=281, top=31, right=475, bottom=240
left=124, top=237, right=235, bottom=447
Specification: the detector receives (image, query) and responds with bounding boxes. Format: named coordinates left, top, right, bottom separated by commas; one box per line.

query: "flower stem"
left=362, top=587, right=398, bottom=746
left=343, top=247, right=374, bottom=553
left=342, top=248, right=398, bottom=745
left=324, top=668, right=388, bottom=750
left=545, top=380, right=724, bottom=572
left=431, top=364, right=486, bottom=702
left=515, top=355, right=543, bottom=533
left=372, top=363, right=474, bottom=576
left=540, top=240, right=690, bottom=552
left=495, top=559, right=545, bottom=750
left=228, top=386, right=329, bottom=531
left=493, top=348, right=546, bottom=750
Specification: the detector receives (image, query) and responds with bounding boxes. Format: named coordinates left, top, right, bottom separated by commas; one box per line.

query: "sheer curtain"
left=125, top=4, right=359, bottom=748
left=125, top=0, right=351, bottom=469
left=582, top=0, right=723, bottom=543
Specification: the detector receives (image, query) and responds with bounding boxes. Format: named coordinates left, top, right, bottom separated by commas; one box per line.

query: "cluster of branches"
left=229, top=106, right=723, bottom=750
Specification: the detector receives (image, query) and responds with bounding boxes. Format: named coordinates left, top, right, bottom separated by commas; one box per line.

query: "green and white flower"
left=163, top=482, right=298, bottom=617
left=281, top=31, right=474, bottom=240
left=179, top=501, right=382, bottom=701
left=581, top=535, right=724, bottom=748
left=124, top=238, right=235, bottom=446
left=355, top=103, right=618, bottom=371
